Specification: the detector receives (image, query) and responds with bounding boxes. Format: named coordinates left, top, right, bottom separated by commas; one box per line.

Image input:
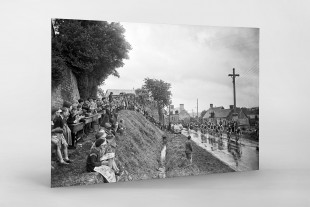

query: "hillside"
left=51, top=110, right=165, bottom=187
left=115, top=110, right=165, bottom=181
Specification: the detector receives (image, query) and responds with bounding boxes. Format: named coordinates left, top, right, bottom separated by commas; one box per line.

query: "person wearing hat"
left=185, top=136, right=193, bottom=164
left=90, top=131, right=108, bottom=155
left=103, top=122, right=115, bottom=136
left=52, top=108, right=63, bottom=128
left=86, top=138, right=109, bottom=172
left=86, top=137, right=117, bottom=183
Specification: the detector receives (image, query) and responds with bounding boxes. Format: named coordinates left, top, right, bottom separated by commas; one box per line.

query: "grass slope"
left=116, top=110, right=164, bottom=181
left=51, top=110, right=164, bottom=187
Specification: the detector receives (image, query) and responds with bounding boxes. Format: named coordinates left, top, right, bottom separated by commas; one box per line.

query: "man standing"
left=185, top=136, right=193, bottom=164
left=109, top=92, right=113, bottom=103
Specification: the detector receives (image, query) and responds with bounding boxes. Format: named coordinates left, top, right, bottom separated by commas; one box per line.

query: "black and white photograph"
left=51, top=19, right=259, bottom=187
left=2, top=0, right=310, bottom=206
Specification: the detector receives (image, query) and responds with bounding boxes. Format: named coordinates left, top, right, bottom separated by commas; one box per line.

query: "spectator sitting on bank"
left=86, top=138, right=113, bottom=183
left=100, top=109, right=110, bottom=127
left=105, top=135, right=121, bottom=175
left=76, top=104, right=84, bottom=116
left=83, top=100, right=91, bottom=113
left=51, top=108, right=72, bottom=164
left=118, top=119, right=126, bottom=134
left=103, top=122, right=115, bottom=136
left=67, top=106, right=82, bottom=124
left=96, top=99, right=103, bottom=112
left=185, top=136, right=193, bottom=164
left=51, top=129, right=71, bottom=166
left=112, top=121, right=119, bottom=134
left=91, top=131, right=108, bottom=154
left=102, top=97, right=108, bottom=106
left=89, top=98, right=97, bottom=113
left=109, top=112, right=117, bottom=127
left=78, top=99, right=84, bottom=109
left=86, top=136, right=119, bottom=182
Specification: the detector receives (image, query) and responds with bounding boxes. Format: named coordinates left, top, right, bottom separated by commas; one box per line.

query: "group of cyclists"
left=186, top=120, right=242, bottom=142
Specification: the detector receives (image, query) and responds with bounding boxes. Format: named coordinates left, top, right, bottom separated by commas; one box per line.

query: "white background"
left=0, top=0, right=309, bottom=206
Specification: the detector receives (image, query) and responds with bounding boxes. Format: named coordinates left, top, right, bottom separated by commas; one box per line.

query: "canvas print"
left=51, top=18, right=259, bottom=187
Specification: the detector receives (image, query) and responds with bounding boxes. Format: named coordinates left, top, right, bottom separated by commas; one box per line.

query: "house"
left=173, top=104, right=191, bottom=123
left=163, top=104, right=191, bottom=125
left=230, top=108, right=250, bottom=126
left=203, top=104, right=249, bottom=126
left=105, top=89, right=136, bottom=97
left=203, top=104, right=227, bottom=124
left=243, top=107, right=259, bottom=127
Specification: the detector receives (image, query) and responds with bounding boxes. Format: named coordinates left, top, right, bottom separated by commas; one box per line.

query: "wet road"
left=182, top=129, right=259, bottom=171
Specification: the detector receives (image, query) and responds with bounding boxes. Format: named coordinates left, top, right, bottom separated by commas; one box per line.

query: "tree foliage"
left=142, top=78, right=172, bottom=124
left=52, top=29, right=66, bottom=88
left=97, top=87, right=105, bottom=98
left=142, top=78, right=171, bottom=107
left=52, top=19, right=132, bottom=98
left=135, top=88, right=149, bottom=105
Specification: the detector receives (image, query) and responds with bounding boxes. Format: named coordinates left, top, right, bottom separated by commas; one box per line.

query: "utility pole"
left=228, top=68, right=239, bottom=113
left=197, top=98, right=199, bottom=122
left=168, top=103, right=171, bottom=126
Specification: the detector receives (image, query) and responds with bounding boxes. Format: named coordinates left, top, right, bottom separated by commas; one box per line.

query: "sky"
left=102, top=22, right=259, bottom=114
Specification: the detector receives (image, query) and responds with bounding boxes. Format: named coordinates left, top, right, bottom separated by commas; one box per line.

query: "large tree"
left=135, top=88, right=149, bottom=105
left=142, top=78, right=172, bottom=124
left=52, top=19, right=131, bottom=99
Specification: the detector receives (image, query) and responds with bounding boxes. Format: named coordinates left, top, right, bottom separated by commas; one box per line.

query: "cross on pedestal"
left=228, top=68, right=239, bottom=113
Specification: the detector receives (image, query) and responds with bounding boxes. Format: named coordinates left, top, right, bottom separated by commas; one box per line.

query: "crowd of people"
left=54, top=92, right=248, bottom=181
left=185, top=120, right=242, bottom=141
left=51, top=92, right=143, bottom=182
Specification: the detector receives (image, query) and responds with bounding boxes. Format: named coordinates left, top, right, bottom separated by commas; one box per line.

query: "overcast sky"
left=102, top=22, right=259, bottom=113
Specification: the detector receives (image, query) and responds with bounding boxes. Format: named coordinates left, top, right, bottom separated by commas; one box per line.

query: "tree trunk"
left=77, top=74, right=98, bottom=100
left=157, top=102, right=163, bottom=124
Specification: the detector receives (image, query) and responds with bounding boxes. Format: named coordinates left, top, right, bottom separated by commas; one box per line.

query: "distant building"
left=243, top=107, right=259, bottom=127
left=203, top=104, right=250, bottom=126
left=170, top=114, right=179, bottom=124
left=165, top=104, right=190, bottom=124
left=177, top=104, right=191, bottom=123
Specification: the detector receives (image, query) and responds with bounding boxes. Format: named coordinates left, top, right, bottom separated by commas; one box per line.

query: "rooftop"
left=105, top=89, right=135, bottom=96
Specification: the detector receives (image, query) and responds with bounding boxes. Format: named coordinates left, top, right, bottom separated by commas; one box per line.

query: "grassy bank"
left=165, top=133, right=235, bottom=178
left=115, top=110, right=164, bottom=181
left=51, top=110, right=165, bottom=187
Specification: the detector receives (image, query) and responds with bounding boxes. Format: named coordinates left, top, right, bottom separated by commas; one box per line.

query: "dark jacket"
left=86, top=147, right=102, bottom=172
left=185, top=140, right=193, bottom=153
left=53, top=116, right=65, bottom=129
left=67, top=114, right=77, bottom=125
